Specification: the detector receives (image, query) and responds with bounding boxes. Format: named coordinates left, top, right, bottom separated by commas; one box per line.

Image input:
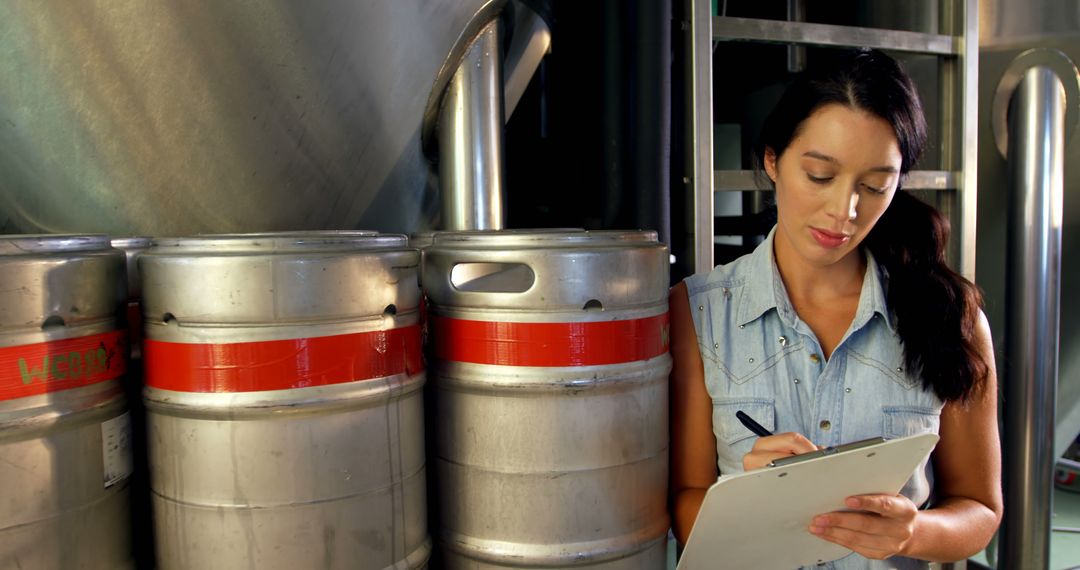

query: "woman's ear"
left=764, top=148, right=778, bottom=183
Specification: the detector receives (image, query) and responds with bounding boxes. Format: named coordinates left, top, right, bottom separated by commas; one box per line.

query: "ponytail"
left=864, top=190, right=989, bottom=402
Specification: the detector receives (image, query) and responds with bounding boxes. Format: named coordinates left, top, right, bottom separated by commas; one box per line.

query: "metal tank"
left=0, top=234, right=132, bottom=569
left=424, top=230, right=671, bottom=568
left=140, top=232, right=428, bottom=570
left=977, top=1, right=1080, bottom=566
left=0, top=0, right=548, bottom=237
left=978, top=0, right=1080, bottom=463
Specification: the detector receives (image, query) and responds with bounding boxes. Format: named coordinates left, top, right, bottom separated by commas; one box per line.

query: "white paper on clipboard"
left=677, top=433, right=939, bottom=570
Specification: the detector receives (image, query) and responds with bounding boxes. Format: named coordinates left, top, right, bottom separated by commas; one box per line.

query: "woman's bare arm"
left=901, top=310, right=1003, bottom=560
left=669, top=281, right=720, bottom=545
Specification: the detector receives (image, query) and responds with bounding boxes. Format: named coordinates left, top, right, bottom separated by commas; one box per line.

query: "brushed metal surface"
left=140, top=232, right=428, bottom=569
left=977, top=40, right=1080, bottom=460
left=424, top=230, right=670, bottom=568
left=0, top=235, right=132, bottom=570
left=981, top=0, right=1080, bottom=42
left=439, top=20, right=506, bottom=231
left=0, top=0, right=496, bottom=236
left=1000, top=65, right=1066, bottom=570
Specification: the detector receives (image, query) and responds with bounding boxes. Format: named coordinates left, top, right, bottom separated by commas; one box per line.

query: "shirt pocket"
left=712, top=398, right=776, bottom=446
left=882, top=406, right=942, bottom=439
left=712, top=323, right=803, bottom=386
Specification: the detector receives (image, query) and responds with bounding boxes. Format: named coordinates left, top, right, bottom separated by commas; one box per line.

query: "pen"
left=736, top=410, right=773, bottom=437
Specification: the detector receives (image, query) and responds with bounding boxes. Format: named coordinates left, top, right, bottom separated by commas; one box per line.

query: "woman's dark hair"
left=755, top=49, right=988, bottom=402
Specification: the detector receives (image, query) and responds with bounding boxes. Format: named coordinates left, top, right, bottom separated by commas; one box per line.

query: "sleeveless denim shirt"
left=683, top=229, right=943, bottom=570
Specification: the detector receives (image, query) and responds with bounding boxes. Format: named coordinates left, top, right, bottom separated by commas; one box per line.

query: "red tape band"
left=431, top=313, right=669, bottom=367
left=144, top=325, right=423, bottom=393
left=0, top=331, right=127, bottom=402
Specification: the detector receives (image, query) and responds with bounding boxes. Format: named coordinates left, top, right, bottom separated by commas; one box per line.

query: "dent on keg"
left=140, top=231, right=429, bottom=570
left=424, top=229, right=672, bottom=569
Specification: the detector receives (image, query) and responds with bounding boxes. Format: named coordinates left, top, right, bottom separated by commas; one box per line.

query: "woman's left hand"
left=808, top=494, right=918, bottom=560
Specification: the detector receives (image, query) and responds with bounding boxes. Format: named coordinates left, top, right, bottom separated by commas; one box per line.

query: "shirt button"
left=819, top=420, right=832, bottom=430
left=778, top=336, right=788, bottom=346
left=810, top=354, right=821, bottom=364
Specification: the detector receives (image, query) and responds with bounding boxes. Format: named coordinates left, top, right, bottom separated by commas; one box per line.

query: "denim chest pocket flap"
left=711, top=323, right=802, bottom=386
left=713, top=399, right=776, bottom=446
left=883, top=406, right=941, bottom=439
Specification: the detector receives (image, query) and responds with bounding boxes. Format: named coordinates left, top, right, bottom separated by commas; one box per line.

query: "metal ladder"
left=684, top=0, right=979, bottom=279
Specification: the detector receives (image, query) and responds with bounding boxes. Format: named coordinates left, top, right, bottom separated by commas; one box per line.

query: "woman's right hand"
left=742, top=432, right=818, bottom=471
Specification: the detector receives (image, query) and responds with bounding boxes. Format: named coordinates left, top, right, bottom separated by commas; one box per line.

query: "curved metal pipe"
left=503, top=5, right=551, bottom=121
left=437, top=19, right=506, bottom=231
left=1000, top=65, right=1066, bottom=570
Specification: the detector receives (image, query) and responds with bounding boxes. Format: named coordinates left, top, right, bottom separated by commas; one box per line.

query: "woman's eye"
left=863, top=184, right=888, bottom=195
left=806, top=174, right=832, bottom=184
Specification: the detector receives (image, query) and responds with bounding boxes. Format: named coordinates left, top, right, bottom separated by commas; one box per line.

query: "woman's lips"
left=810, top=227, right=851, bottom=249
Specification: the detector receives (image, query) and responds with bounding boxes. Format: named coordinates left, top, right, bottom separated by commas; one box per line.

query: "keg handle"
left=449, top=262, right=535, bottom=293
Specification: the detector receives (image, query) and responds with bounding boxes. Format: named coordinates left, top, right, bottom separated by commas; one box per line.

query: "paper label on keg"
left=101, top=412, right=133, bottom=488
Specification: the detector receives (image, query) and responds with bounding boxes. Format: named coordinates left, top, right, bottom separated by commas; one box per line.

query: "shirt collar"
left=854, top=247, right=894, bottom=332
left=735, top=227, right=895, bottom=332
left=736, top=228, right=795, bottom=327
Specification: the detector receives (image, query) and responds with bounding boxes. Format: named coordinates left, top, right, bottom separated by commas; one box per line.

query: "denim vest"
left=684, top=229, right=943, bottom=570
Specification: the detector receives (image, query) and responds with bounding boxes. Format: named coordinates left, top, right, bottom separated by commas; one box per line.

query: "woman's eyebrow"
left=802, top=150, right=838, bottom=164
left=802, top=150, right=898, bottom=173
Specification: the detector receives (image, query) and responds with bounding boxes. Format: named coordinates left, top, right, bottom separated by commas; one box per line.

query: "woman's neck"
left=772, top=233, right=867, bottom=359
left=772, top=236, right=866, bottom=306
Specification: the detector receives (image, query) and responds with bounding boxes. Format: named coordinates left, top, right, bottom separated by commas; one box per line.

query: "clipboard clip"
left=768, top=436, right=887, bottom=468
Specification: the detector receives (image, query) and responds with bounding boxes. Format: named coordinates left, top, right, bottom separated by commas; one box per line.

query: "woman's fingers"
left=756, top=432, right=819, bottom=453
left=808, top=524, right=897, bottom=560
left=742, top=432, right=818, bottom=471
left=844, top=494, right=917, bottom=519
left=808, top=494, right=918, bottom=559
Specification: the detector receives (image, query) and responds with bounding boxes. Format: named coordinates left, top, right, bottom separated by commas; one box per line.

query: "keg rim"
left=407, top=231, right=438, bottom=249
left=148, top=231, right=406, bottom=252
left=428, top=229, right=657, bottom=248
left=0, top=234, right=112, bottom=254
left=410, top=228, right=585, bottom=248
left=110, top=236, right=153, bottom=251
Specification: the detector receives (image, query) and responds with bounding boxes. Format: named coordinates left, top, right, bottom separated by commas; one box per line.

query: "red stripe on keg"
left=0, top=331, right=127, bottom=401
left=143, top=325, right=423, bottom=393
left=431, top=314, right=669, bottom=367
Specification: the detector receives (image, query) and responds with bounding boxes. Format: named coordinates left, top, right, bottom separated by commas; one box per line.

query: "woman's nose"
left=824, top=186, right=859, bottom=222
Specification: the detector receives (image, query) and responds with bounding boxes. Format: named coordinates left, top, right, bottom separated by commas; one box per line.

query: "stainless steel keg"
left=0, top=235, right=132, bottom=569
left=424, top=230, right=671, bottom=568
left=140, top=232, right=429, bottom=570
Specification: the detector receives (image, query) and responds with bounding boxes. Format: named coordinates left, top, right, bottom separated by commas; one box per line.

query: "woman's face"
left=765, top=103, right=903, bottom=270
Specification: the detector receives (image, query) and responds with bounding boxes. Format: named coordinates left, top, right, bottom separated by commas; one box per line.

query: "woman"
left=670, top=49, right=1002, bottom=567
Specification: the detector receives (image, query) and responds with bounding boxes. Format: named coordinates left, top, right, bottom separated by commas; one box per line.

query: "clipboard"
left=677, top=433, right=939, bottom=570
